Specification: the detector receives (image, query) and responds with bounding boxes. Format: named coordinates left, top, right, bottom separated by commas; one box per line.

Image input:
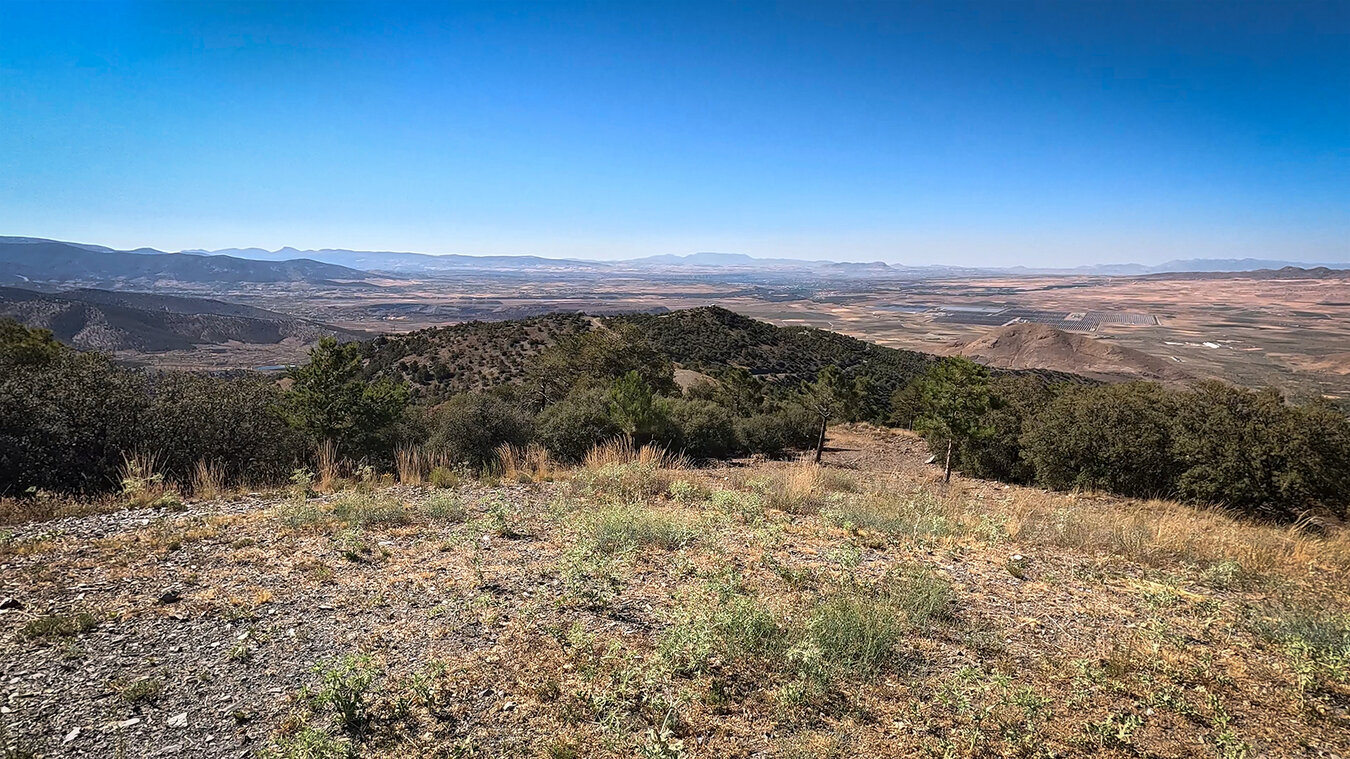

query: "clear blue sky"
left=1, top=1, right=1346, bottom=266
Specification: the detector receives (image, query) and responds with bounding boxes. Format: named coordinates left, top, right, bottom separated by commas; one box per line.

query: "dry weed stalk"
left=316, top=440, right=340, bottom=492
left=395, top=445, right=424, bottom=485
left=191, top=458, right=226, bottom=499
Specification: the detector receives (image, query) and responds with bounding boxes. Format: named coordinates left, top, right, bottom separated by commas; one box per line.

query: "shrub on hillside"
left=659, top=397, right=741, bottom=460
left=142, top=372, right=305, bottom=488
left=735, top=405, right=818, bottom=458
left=428, top=392, right=532, bottom=468
left=0, top=345, right=147, bottom=494
left=1171, top=381, right=1350, bottom=520
left=535, top=388, right=622, bottom=463
left=1022, top=382, right=1181, bottom=498
left=955, top=374, right=1058, bottom=484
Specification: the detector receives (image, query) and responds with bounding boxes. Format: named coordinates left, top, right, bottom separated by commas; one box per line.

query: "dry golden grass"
left=995, top=488, right=1350, bottom=581
left=394, top=445, right=423, bottom=485
left=582, top=436, right=687, bottom=470
left=315, top=439, right=341, bottom=492
left=190, top=458, right=226, bottom=499
left=494, top=443, right=555, bottom=482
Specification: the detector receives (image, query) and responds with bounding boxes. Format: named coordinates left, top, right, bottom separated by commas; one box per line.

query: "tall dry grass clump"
left=119, top=451, right=174, bottom=508
left=190, top=458, right=226, bottom=500
left=583, top=437, right=687, bottom=471
left=495, top=443, right=555, bottom=482
left=315, top=440, right=341, bottom=492
left=395, top=445, right=424, bottom=485
left=576, top=437, right=687, bottom=503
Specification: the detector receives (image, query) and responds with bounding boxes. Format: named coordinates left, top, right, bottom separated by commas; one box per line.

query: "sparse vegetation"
left=3, top=305, right=1349, bottom=757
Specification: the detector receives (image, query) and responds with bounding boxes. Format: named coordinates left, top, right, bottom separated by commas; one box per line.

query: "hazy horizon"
left=2, top=1, right=1347, bottom=268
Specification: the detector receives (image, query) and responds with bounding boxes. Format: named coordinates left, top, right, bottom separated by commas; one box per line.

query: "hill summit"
left=952, top=322, right=1190, bottom=382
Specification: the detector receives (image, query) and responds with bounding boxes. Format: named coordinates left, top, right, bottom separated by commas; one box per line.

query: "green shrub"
left=535, top=387, right=621, bottom=463
left=143, top=372, right=306, bottom=489
left=808, top=590, right=906, bottom=674
left=0, top=347, right=148, bottom=494
left=736, top=405, right=818, bottom=458
left=1022, top=382, right=1181, bottom=498
left=659, top=397, right=741, bottom=460
left=428, top=392, right=532, bottom=468
left=1171, top=382, right=1350, bottom=520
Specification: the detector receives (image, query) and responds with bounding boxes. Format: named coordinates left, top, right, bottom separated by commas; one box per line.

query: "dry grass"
left=1002, top=489, right=1350, bottom=579
left=395, top=445, right=424, bottom=485
left=190, top=458, right=226, bottom=499
left=316, top=439, right=341, bottom=492
left=119, top=451, right=177, bottom=508
left=494, top=443, right=555, bottom=482
left=582, top=437, right=687, bottom=470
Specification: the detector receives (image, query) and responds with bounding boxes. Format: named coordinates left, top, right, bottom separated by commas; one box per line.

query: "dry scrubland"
left=2, top=428, right=1348, bottom=758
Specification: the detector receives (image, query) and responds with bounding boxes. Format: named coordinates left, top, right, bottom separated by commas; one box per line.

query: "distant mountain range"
left=191, top=245, right=1348, bottom=277
left=3, top=236, right=1345, bottom=283
left=0, top=237, right=372, bottom=286
left=0, top=286, right=363, bottom=352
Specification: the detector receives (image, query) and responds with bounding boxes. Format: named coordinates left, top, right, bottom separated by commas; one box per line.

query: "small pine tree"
left=285, top=338, right=410, bottom=461
left=914, top=357, right=992, bottom=482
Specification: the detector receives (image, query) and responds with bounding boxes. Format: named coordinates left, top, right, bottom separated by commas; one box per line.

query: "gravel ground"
left=1, top=484, right=561, bottom=758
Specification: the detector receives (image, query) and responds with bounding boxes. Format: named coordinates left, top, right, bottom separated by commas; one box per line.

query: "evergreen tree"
left=914, top=357, right=992, bottom=482
left=285, top=338, right=409, bottom=461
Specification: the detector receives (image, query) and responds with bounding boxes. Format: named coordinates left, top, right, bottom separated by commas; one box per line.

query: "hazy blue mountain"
left=194, top=246, right=608, bottom=273
left=0, top=238, right=373, bottom=285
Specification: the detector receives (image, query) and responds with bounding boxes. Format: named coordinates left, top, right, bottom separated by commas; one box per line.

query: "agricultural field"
left=104, top=267, right=1350, bottom=401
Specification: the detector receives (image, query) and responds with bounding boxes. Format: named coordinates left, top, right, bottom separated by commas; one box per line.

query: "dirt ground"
left=2, top=427, right=1347, bottom=757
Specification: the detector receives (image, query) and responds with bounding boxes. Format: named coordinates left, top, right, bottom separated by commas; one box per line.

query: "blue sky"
left=1, top=1, right=1346, bottom=266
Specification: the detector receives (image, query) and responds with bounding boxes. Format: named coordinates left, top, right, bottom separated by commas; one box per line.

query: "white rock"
left=167, top=712, right=188, bottom=728
left=64, top=727, right=80, bottom=744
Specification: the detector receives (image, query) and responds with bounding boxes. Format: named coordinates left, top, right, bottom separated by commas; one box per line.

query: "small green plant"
left=822, top=492, right=954, bottom=543
left=1203, top=559, right=1248, bottom=590
left=667, top=479, right=703, bottom=505
left=260, top=726, right=352, bottom=759
left=1082, top=710, right=1143, bottom=749
left=423, top=492, right=467, bottom=523
left=120, top=451, right=169, bottom=508
left=309, top=655, right=379, bottom=733
left=118, top=677, right=163, bottom=704
left=333, top=492, right=412, bottom=527
left=290, top=468, right=317, bottom=499
left=708, top=489, right=764, bottom=523
left=485, top=497, right=519, bottom=538
left=587, top=505, right=696, bottom=555
left=18, top=612, right=97, bottom=641
left=428, top=465, right=461, bottom=489
left=333, top=527, right=371, bottom=562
